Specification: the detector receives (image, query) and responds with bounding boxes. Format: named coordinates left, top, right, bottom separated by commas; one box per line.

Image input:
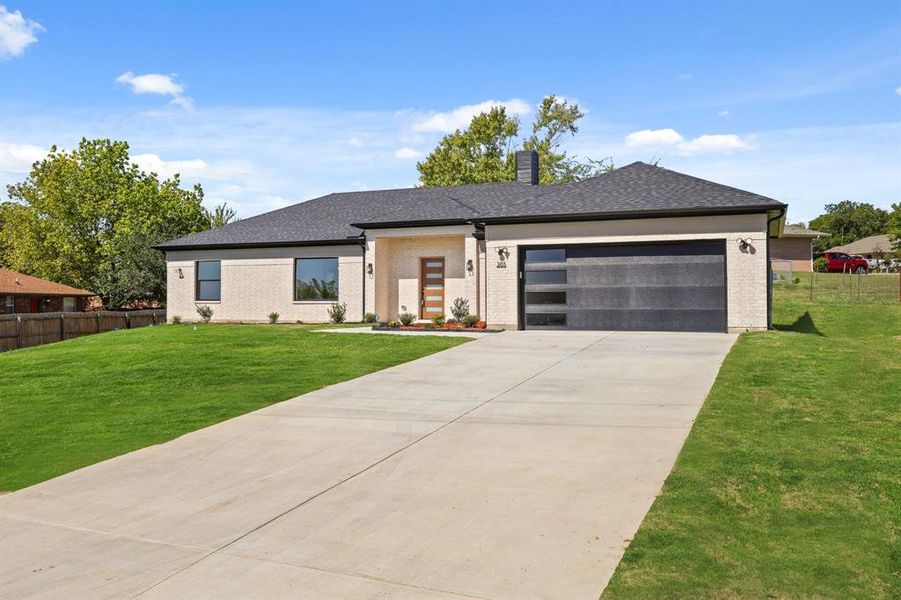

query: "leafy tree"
left=0, top=138, right=209, bottom=308
left=808, top=201, right=889, bottom=252
left=417, top=95, right=611, bottom=186
left=205, top=202, right=238, bottom=228
left=887, top=203, right=901, bottom=250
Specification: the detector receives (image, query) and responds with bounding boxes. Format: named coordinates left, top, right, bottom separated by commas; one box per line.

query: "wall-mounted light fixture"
left=497, top=247, right=510, bottom=260
left=466, top=259, right=474, bottom=273
left=176, top=267, right=184, bottom=279
left=367, top=262, right=374, bottom=276
left=737, top=238, right=751, bottom=252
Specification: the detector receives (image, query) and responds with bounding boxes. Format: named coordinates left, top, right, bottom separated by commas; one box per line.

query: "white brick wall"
left=485, top=214, right=770, bottom=331
left=165, top=245, right=363, bottom=323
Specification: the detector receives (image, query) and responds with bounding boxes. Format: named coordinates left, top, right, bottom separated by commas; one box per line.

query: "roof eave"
left=349, top=218, right=472, bottom=230
left=154, top=238, right=363, bottom=252
left=477, top=204, right=787, bottom=225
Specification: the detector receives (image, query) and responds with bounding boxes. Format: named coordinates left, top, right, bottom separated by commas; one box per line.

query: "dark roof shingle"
left=158, top=162, right=785, bottom=250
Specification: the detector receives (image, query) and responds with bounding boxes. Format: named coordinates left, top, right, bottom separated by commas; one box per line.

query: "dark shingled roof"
left=158, top=162, right=785, bottom=250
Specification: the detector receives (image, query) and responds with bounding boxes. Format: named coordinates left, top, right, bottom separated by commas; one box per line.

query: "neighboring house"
left=0, top=269, right=96, bottom=314
left=158, top=155, right=788, bottom=332
left=827, top=234, right=898, bottom=258
left=770, top=224, right=829, bottom=272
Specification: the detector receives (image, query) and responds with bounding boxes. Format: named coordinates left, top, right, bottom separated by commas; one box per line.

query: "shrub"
left=387, top=320, right=400, bottom=328
left=195, top=305, right=214, bottom=323
left=813, top=257, right=828, bottom=273
left=446, top=318, right=457, bottom=324
left=431, top=313, right=446, bottom=326
left=450, top=297, right=470, bottom=321
left=170, top=315, right=182, bottom=325
left=268, top=312, right=279, bottom=324
left=328, top=302, right=347, bottom=324
left=398, top=311, right=416, bottom=326
left=462, top=314, right=479, bottom=328
left=363, top=312, right=379, bottom=323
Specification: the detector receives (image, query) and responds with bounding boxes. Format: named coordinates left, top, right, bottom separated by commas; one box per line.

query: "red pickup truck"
left=820, top=251, right=869, bottom=273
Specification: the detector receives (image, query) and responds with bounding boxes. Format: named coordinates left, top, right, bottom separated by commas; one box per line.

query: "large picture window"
left=196, top=260, right=221, bottom=301
left=295, top=258, right=339, bottom=301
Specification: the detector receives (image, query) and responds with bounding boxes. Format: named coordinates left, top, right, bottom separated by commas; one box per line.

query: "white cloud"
left=0, top=5, right=43, bottom=61
left=678, top=134, right=756, bottom=155
left=394, top=147, right=421, bottom=160
left=625, top=128, right=755, bottom=155
left=717, top=110, right=730, bottom=118
left=625, top=128, right=684, bottom=147
left=116, top=71, right=194, bottom=109
left=412, top=99, right=530, bottom=133
left=347, top=137, right=364, bottom=147
left=678, top=71, right=693, bottom=80
left=895, top=85, right=901, bottom=95
left=131, top=153, right=208, bottom=178
left=0, top=142, right=46, bottom=174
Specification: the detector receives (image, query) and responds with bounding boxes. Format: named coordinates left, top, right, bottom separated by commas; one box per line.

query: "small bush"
left=446, top=318, right=457, bottom=324
left=450, top=297, right=470, bottom=321
left=398, top=311, right=416, bottom=326
left=268, top=312, right=279, bottom=324
left=462, top=314, right=479, bottom=328
left=387, top=320, right=400, bottom=328
left=328, top=302, right=347, bottom=324
left=813, top=257, right=828, bottom=273
left=170, top=315, right=182, bottom=325
left=431, top=313, right=446, bottom=326
left=195, top=305, right=214, bottom=323
left=363, top=312, right=379, bottom=323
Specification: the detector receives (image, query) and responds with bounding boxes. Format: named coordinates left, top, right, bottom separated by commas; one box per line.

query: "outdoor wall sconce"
left=466, top=259, right=474, bottom=273
left=176, top=267, right=184, bottom=279
left=367, top=262, right=374, bottom=276
left=497, top=247, right=510, bottom=260
left=737, top=238, right=751, bottom=253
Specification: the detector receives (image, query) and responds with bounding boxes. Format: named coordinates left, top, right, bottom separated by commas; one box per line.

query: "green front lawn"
left=603, top=298, right=900, bottom=598
left=0, top=324, right=468, bottom=492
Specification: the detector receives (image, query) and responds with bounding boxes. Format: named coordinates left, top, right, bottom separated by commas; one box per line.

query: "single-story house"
left=0, top=269, right=96, bottom=313
left=770, top=224, right=829, bottom=272
left=158, top=154, right=788, bottom=332
left=827, top=234, right=898, bottom=257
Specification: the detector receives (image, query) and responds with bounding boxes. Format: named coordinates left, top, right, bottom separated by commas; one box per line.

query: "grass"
left=0, top=323, right=468, bottom=492
left=774, top=270, right=899, bottom=303
left=603, top=294, right=900, bottom=598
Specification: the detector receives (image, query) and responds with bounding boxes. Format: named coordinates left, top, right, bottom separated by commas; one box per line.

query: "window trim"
left=5, top=295, right=14, bottom=314
left=294, top=257, right=340, bottom=303
left=195, top=260, right=222, bottom=302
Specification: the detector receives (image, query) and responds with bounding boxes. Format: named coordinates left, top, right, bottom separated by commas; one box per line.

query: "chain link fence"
left=772, top=262, right=900, bottom=303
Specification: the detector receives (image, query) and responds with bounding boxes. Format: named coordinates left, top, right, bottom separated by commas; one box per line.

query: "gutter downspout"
left=766, top=207, right=787, bottom=330
left=359, top=235, right=367, bottom=322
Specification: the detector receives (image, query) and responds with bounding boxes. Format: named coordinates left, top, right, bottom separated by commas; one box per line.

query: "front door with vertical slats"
left=420, top=257, right=445, bottom=319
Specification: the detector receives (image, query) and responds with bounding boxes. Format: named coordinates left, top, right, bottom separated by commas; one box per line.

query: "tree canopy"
left=416, top=95, right=612, bottom=187
left=0, top=138, right=211, bottom=308
left=888, top=203, right=901, bottom=251
left=808, top=201, right=889, bottom=252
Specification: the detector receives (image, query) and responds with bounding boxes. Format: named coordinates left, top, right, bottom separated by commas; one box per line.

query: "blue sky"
left=1, top=1, right=899, bottom=223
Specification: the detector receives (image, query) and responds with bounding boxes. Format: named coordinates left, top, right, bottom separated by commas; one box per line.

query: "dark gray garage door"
left=521, top=241, right=726, bottom=332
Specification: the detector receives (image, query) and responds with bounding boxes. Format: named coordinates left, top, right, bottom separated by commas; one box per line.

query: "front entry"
left=420, top=257, right=445, bottom=319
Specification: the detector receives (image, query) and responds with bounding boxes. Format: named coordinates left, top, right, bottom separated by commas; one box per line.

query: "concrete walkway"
left=0, top=330, right=736, bottom=600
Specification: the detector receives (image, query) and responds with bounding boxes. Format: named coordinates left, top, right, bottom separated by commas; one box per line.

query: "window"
left=295, top=258, right=339, bottom=301
left=525, top=270, right=567, bottom=284
left=525, top=313, right=567, bottom=326
left=63, top=297, right=76, bottom=312
left=5, top=295, right=13, bottom=314
left=525, top=291, right=566, bottom=305
left=525, top=248, right=565, bottom=263
left=196, top=260, right=221, bottom=301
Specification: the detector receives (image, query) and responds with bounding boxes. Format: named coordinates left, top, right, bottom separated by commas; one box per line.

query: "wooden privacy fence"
left=0, top=309, right=166, bottom=353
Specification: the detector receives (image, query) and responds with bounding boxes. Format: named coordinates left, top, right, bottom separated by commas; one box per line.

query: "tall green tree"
left=0, top=138, right=209, bottom=308
left=808, top=201, right=889, bottom=252
left=887, top=203, right=901, bottom=250
left=205, top=202, right=238, bottom=228
left=416, top=95, right=611, bottom=187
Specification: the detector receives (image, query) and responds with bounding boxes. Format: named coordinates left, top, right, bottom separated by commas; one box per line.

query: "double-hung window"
left=196, top=260, right=221, bottom=301
left=295, top=258, right=339, bottom=301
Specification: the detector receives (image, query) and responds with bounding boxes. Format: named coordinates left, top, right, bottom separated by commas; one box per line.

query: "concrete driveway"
left=0, top=330, right=736, bottom=600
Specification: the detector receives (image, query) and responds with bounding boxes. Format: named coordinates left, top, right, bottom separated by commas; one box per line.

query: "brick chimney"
left=515, top=150, right=538, bottom=185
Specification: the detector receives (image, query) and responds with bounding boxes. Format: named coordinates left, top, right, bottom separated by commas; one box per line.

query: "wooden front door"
left=420, top=257, right=445, bottom=319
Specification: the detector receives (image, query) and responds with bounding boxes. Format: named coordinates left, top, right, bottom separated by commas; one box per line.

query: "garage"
left=520, top=240, right=727, bottom=332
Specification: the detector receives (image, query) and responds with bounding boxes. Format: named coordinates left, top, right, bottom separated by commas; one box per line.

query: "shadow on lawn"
left=774, top=311, right=823, bottom=336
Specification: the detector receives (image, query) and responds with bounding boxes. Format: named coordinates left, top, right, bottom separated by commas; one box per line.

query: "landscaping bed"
left=372, top=321, right=504, bottom=333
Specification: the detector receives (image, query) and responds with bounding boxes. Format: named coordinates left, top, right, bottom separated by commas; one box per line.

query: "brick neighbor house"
left=158, top=156, right=790, bottom=332
left=769, top=224, right=829, bottom=272
left=1, top=269, right=96, bottom=313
